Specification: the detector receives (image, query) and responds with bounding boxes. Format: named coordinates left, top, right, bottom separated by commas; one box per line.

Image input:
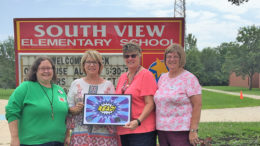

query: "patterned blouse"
left=154, top=70, right=201, bottom=131
left=66, top=78, right=119, bottom=146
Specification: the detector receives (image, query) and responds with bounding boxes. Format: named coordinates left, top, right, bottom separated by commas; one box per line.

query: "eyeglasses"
left=123, top=54, right=138, bottom=59
left=166, top=55, right=180, bottom=60
left=85, top=61, right=98, bottom=65
left=38, top=67, right=53, bottom=72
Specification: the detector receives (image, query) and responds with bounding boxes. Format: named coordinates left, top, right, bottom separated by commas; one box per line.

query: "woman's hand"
left=64, top=129, right=71, bottom=146
left=10, top=136, right=20, bottom=146
left=123, top=120, right=139, bottom=130
left=189, top=131, right=200, bottom=146
left=64, top=134, right=70, bottom=146
left=69, top=102, right=84, bottom=115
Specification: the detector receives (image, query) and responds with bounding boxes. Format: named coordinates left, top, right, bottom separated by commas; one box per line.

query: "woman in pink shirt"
left=154, top=44, right=202, bottom=146
left=116, top=42, right=157, bottom=146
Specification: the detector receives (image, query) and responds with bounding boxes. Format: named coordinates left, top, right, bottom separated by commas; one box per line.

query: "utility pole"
left=174, top=0, right=186, bottom=48
left=174, top=0, right=185, bottom=17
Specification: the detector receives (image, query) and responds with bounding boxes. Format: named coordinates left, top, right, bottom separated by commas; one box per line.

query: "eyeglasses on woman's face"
left=123, top=54, right=138, bottom=59
left=85, top=61, right=98, bottom=65
left=166, top=54, right=180, bottom=60
left=38, top=67, right=53, bottom=72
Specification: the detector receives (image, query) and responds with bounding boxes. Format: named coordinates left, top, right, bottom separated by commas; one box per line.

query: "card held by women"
left=83, top=94, right=131, bottom=125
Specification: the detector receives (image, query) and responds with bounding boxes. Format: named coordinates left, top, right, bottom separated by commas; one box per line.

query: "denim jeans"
left=120, top=131, right=157, bottom=146
left=20, top=141, right=64, bottom=146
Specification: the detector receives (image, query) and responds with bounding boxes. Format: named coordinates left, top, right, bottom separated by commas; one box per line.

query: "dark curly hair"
left=26, top=56, right=57, bottom=83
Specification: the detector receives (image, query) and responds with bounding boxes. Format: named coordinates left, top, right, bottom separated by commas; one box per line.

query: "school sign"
left=14, top=18, right=184, bottom=91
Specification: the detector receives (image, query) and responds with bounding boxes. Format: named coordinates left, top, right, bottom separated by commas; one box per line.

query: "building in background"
left=229, top=73, right=260, bottom=88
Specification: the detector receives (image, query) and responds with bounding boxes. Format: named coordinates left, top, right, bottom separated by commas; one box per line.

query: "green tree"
left=215, top=42, right=235, bottom=85
left=224, top=25, right=260, bottom=90
left=185, top=49, right=204, bottom=83
left=185, top=33, right=198, bottom=51
left=0, top=37, right=15, bottom=88
left=184, top=34, right=204, bottom=83
left=200, top=47, right=229, bottom=86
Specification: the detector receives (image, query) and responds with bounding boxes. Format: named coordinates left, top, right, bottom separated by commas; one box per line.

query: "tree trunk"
left=248, top=75, right=253, bottom=90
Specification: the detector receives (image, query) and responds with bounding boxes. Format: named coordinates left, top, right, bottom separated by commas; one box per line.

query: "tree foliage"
left=228, top=0, right=249, bottom=5
left=185, top=48, right=204, bottom=84
left=185, top=33, right=198, bottom=51
left=223, top=25, right=260, bottom=90
left=185, top=35, right=231, bottom=86
left=200, top=48, right=223, bottom=85
left=0, top=37, right=16, bottom=88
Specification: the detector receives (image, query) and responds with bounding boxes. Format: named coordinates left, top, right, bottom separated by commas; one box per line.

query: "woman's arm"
left=8, top=120, right=20, bottom=146
left=124, top=95, right=155, bottom=130
left=189, top=94, right=202, bottom=146
left=138, top=95, right=155, bottom=123
left=5, top=83, right=29, bottom=146
left=67, top=80, right=84, bottom=115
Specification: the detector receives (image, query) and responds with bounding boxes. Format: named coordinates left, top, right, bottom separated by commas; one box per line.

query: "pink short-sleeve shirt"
left=116, top=69, right=157, bottom=135
left=154, top=70, right=201, bottom=131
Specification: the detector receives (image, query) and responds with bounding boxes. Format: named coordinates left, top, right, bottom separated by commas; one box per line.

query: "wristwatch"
left=136, top=119, right=141, bottom=126
left=190, top=129, right=198, bottom=133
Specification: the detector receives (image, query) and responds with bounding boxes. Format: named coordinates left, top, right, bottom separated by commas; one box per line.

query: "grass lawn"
left=0, top=88, right=14, bottom=100
left=203, top=86, right=260, bottom=96
left=1, top=88, right=260, bottom=109
left=202, top=90, right=260, bottom=109
left=199, top=122, right=260, bottom=145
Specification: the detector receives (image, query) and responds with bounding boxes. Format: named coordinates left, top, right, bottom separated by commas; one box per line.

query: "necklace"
left=39, top=83, right=54, bottom=120
left=121, top=65, right=141, bottom=94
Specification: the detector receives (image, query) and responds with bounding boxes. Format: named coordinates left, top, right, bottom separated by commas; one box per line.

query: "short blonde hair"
left=122, top=42, right=142, bottom=56
left=164, top=44, right=186, bottom=67
left=80, top=50, right=103, bottom=75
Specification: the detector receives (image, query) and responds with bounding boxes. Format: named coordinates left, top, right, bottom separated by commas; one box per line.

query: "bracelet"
left=136, top=119, right=141, bottom=126
left=190, top=129, right=198, bottom=133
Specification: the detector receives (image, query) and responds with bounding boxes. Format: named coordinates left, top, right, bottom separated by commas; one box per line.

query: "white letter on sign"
left=147, top=25, right=165, bottom=37
left=93, top=25, right=106, bottom=37
left=47, top=25, right=63, bottom=37
left=65, top=25, right=78, bottom=37
left=80, top=25, right=92, bottom=37
left=34, top=25, right=45, bottom=37
left=136, top=25, right=145, bottom=37
left=114, top=25, right=126, bottom=37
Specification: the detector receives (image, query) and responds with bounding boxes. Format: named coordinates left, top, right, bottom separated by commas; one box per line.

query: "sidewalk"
left=200, top=106, right=260, bottom=122
left=0, top=100, right=9, bottom=146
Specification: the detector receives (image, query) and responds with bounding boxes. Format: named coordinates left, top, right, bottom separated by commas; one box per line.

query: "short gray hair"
left=122, top=42, right=142, bottom=55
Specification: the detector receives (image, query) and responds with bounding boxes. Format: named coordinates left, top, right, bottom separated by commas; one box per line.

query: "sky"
left=0, top=0, right=259, bottom=50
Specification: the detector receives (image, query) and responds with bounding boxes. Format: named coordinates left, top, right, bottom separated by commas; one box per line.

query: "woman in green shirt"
left=5, top=56, right=68, bottom=146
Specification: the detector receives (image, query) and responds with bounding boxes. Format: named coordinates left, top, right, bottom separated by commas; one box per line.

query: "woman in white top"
left=65, top=50, right=119, bottom=146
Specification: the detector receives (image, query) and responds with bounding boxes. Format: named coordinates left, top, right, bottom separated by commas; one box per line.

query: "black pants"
left=120, top=131, right=157, bottom=146
left=20, top=141, right=64, bottom=146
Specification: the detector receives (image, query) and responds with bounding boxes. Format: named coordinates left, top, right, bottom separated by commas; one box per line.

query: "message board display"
left=19, top=53, right=126, bottom=91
